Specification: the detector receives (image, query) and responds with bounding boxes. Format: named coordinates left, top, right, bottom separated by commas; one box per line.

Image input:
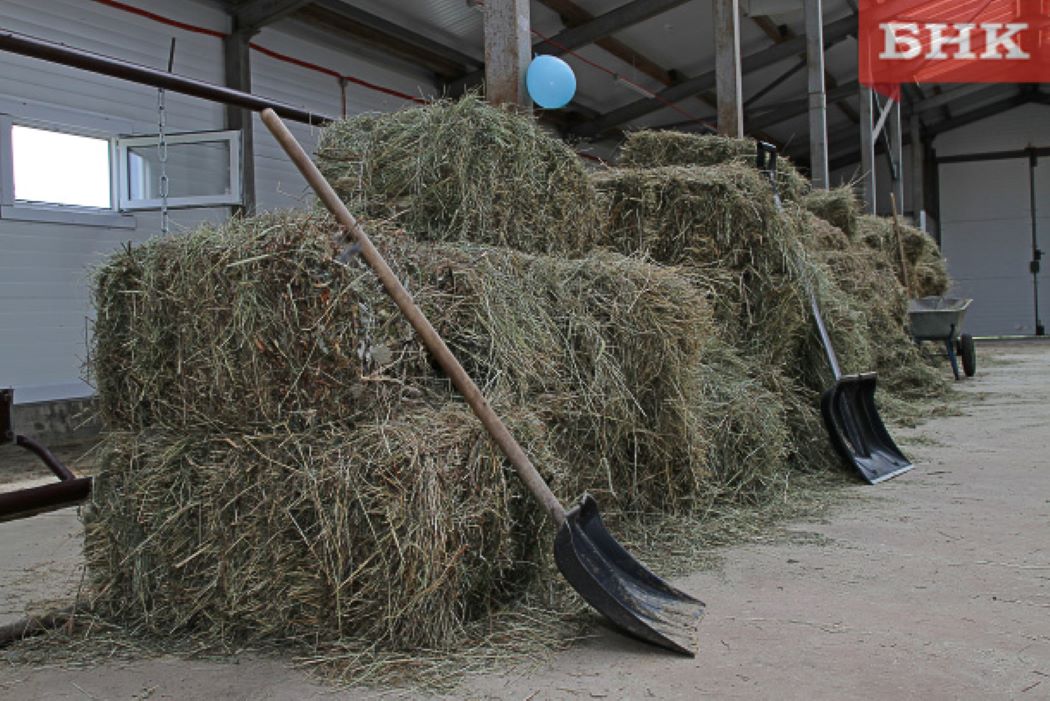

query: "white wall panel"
left=250, top=19, right=438, bottom=212
left=0, top=0, right=237, bottom=401
left=936, top=105, right=1050, bottom=336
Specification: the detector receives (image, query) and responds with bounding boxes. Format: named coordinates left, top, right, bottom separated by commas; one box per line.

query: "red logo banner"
left=859, top=0, right=1050, bottom=95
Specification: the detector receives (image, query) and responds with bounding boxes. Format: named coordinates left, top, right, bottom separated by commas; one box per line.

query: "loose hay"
left=803, top=186, right=860, bottom=240
left=315, top=95, right=602, bottom=255
left=857, top=214, right=950, bottom=297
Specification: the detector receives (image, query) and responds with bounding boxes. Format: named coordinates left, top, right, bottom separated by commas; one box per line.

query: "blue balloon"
left=526, top=55, right=576, bottom=109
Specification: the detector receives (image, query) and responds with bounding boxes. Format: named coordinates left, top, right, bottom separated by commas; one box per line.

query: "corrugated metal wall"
left=936, top=103, right=1050, bottom=337
left=0, top=0, right=436, bottom=402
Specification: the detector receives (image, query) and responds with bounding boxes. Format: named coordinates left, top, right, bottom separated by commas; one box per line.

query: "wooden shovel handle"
left=889, top=192, right=911, bottom=296
left=259, top=109, right=567, bottom=526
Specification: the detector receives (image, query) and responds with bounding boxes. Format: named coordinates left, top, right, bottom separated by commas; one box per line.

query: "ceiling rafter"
left=571, top=13, right=856, bottom=138
left=294, top=1, right=481, bottom=80
left=748, top=14, right=859, bottom=124
left=231, top=0, right=313, bottom=32
left=449, top=0, right=692, bottom=94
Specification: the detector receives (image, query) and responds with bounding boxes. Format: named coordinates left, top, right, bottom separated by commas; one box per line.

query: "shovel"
left=756, top=142, right=913, bottom=484
left=260, top=109, right=703, bottom=655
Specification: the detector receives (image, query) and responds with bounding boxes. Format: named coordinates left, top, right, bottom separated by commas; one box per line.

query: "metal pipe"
left=15, top=435, right=77, bottom=481
left=1030, top=150, right=1045, bottom=336
left=0, top=30, right=334, bottom=126
left=0, top=477, right=92, bottom=522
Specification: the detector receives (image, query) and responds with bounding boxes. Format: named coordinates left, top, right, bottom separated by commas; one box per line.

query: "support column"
left=910, top=112, right=924, bottom=223
left=859, top=85, right=876, bottom=213
left=713, top=0, right=743, bottom=137
left=888, top=99, right=904, bottom=211
left=805, top=0, right=828, bottom=188
left=224, top=27, right=256, bottom=215
left=483, top=0, right=531, bottom=108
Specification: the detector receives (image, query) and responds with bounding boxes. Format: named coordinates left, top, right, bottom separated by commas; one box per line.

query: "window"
left=117, top=130, right=241, bottom=210
left=1, top=117, right=242, bottom=226
left=10, top=125, right=112, bottom=208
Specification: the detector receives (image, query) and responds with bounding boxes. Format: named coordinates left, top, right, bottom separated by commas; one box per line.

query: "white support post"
left=859, top=85, right=876, bottom=214
left=910, top=112, right=924, bottom=221
left=890, top=99, right=904, bottom=212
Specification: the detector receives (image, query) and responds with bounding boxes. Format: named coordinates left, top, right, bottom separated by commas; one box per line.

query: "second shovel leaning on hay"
left=259, top=108, right=703, bottom=656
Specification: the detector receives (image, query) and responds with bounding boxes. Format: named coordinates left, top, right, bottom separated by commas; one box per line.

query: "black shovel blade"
left=553, top=494, right=704, bottom=656
left=820, top=372, right=913, bottom=484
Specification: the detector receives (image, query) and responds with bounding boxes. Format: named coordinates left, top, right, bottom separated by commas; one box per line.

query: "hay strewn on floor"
left=315, top=95, right=601, bottom=255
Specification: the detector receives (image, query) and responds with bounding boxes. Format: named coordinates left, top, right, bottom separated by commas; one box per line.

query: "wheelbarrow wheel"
left=958, top=333, right=976, bottom=377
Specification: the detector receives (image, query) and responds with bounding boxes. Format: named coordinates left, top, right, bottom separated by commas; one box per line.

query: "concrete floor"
left=1, top=342, right=1048, bottom=700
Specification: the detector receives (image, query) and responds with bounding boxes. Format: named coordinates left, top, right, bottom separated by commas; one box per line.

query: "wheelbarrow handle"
left=259, top=109, right=568, bottom=527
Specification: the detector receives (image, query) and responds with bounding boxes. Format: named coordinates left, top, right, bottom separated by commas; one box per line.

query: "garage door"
left=939, top=153, right=1048, bottom=336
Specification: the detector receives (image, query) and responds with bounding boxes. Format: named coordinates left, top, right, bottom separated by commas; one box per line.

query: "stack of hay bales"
left=85, top=99, right=784, bottom=655
left=593, top=137, right=864, bottom=471
left=594, top=129, right=950, bottom=462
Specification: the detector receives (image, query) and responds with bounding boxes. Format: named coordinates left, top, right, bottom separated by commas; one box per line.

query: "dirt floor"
left=1, top=342, right=1048, bottom=699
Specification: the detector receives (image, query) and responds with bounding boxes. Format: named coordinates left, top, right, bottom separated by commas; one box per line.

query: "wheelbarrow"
left=0, top=388, right=92, bottom=522
left=756, top=143, right=913, bottom=485
left=908, top=296, right=976, bottom=379
left=260, top=109, right=703, bottom=656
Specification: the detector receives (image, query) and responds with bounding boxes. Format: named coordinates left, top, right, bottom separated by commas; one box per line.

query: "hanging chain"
left=157, top=85, right=169, bottom=235
left=157, top=38, right=175, bottom=235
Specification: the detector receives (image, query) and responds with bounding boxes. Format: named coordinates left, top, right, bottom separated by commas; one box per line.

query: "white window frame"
left=0, top=114, right=133, bottom=229
left=116, top=129, right=242, bottom=210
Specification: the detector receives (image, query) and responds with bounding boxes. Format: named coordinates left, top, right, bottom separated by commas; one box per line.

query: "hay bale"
left=84, top=404, right=560, bottom=650
left=315, top=96, right=601, bottom=255
left=802, top=186, right=859, bottom=239
left=91, top=211, right=423, bottom=433
left=805, top=212, right=949, bottom=405
left=91, top=211, right=715, bottom=510
left=590, top=164, right=811, bottom=365
left=590, top=164, right=864, bottom=476
left=618, top=130, right=810, bottom=202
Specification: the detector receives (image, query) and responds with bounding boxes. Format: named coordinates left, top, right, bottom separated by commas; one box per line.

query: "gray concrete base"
left=10, top=397, right=99, bottom=447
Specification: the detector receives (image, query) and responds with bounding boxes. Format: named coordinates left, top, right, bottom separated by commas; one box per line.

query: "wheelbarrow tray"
left=908, top=296, right=973, bottom=341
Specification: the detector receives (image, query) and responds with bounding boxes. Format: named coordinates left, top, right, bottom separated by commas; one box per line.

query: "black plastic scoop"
left=261, top=109, right=704, bottom=656
left=756, top=142, right=913, bottom=484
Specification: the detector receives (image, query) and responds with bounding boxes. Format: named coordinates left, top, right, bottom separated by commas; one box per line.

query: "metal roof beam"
left=233, top=0, right=312, bottom=32
left=295, top=2, right=479, bottom=79
left=746, top=80, right=858, bottom=131
left=572, top=13, right=856, bottom=137
left=451, top=0, right=691, bottom=93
